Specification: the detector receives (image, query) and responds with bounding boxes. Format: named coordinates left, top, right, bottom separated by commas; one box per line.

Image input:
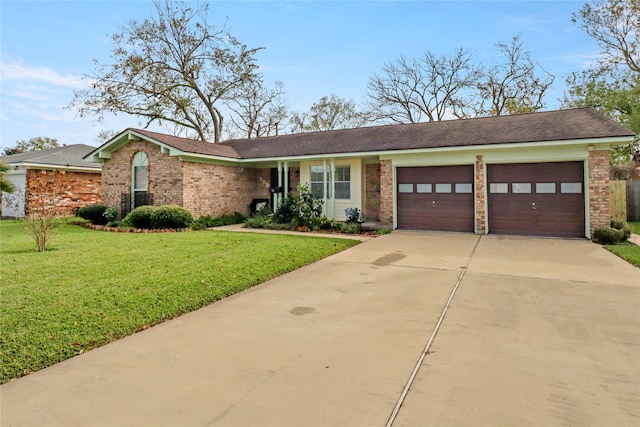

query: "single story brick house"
left=86, top=108, right=634, bottom=238
left=1, top=145, right=102, bottom=217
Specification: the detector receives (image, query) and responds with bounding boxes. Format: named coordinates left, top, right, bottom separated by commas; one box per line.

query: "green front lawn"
left=605, top=242, right=640, bottom=267
left=628, top=221, right=640, bottom=235
left=0, top=220, right=359, bottom=383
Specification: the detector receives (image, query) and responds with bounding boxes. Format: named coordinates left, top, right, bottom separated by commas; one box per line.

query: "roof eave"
left=6, top=162, right=102, bottom=172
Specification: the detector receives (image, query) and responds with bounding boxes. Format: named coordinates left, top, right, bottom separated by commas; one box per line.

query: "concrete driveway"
left=2, top=232, right=639, bottom=426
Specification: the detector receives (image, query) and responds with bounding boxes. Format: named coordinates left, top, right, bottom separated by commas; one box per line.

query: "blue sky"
left=1, top=0, right=598, bottom=150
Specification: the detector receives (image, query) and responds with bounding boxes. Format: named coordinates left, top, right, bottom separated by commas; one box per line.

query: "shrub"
left=150, top=205, right=194, bottom=229
left=103, top=207, right=118, bottom=224
left=244, top=212, right=273, bottom=229
left=340, top=222, right=362, bottom=234
left=78, top=204, right=109, bottom=225
left=377, top=228, right=393, bottom=235
left=191, top=212, right=247, bottom=230
left=610, top=219, right=631, bottom=240
left=318, top=217, right=341, bottom=230
left=123, top=205, right=159, bottom=229
left=593, top=227, right=625, bottom=245
left=273, top=184, right=324, bottom=230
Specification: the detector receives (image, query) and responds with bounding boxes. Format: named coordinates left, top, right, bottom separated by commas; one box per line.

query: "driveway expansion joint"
left=385, top=235, right=482, bottom=427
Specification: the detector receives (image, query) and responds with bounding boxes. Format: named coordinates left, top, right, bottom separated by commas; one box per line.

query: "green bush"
left=340, top=222, right=362, bottom=234
left=273, top=184, right=324, bottom=230
left=610, top=219, right=631, bottom=240
left=123, top=205, right=159, bottom=229
left=103, top=207, right=118, bottom=224
left=593, top=227, right=625, bottom=245
left=150, top=205, right=194, bottom=229
left=77, top=204, right=109, bottom=225
left=244, top=212, right=273, bottom=229
left=191, top=212, right=247, bottom=230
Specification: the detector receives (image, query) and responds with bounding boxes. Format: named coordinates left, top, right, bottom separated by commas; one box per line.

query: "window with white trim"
left=334, top=165, right=351, bottom=199
left=310, top=166, right=328, bottom=199
left=132, top=151, right=149, bottom=193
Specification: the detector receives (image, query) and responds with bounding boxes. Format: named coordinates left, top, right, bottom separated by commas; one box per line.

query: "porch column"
left=322, top=159, right=328, bottom=216
left=276, top=162, right=283, bottom=207
left=329, top=159, right=336, bottom=218
left=283, top=161, right=289, bottom=198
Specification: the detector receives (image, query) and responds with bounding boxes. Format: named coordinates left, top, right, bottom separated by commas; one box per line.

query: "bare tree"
left=573, top=0, right=639, bottom=73
left=95, top=130, right=118, bottom=145
left=367, top=48, right=482, bottom=123
left=71, top=1, right=262, bottom=143
left=564, top=0, right=639, bottom=163
left=475, top=35, right=555, bottom=116
left=22, top=170, right=65, bottom=252
left=290, top=94, right=371, bottom=132
left=227, top=81, right=288, bottom=138
left=2, top=137, right=59, bottom=156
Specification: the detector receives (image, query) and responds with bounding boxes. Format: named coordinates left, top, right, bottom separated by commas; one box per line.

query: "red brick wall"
left=475, top=155, right=486, bottom=234
left=182, top=163, right=271, bottom=218
left=26, top=169, right=101, bottom=216
left=102, top=140, right=183, bottom=212
left=365, top=163, right=381, bottom=221
left=380, top=159, right=393, bottom=226
left=588, top=150, right=611, bottom=233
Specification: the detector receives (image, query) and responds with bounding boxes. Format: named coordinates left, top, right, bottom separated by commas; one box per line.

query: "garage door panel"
left=397, top=165, right=474, bottom=232
left=488, top=162, right=585, bottom=238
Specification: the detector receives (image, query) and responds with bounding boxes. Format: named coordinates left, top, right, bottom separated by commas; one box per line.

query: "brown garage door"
left=397, top=165, right=474, bottom=232
left=487, top=162, right=585, bottom=238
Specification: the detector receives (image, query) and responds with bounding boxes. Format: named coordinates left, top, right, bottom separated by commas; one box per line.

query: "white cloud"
left=0, top=60, right=86, bottom=89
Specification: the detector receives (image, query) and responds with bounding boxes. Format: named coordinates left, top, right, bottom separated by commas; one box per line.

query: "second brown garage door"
left=397, top=165, right=474, bottom=232
left=487, top=162, right=585, bottom=238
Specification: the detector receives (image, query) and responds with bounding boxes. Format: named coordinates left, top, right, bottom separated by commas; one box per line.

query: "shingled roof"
left=1, top=144, right=102, bottom=169
left=113, top=108, right=635, bottom=161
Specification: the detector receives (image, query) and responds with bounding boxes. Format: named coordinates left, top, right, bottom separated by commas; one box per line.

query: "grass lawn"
left=628, top=221, right=640, bottom=235
left=0, top=220, right=359, bottom=383
left=605, top=242, right=640, bottom=267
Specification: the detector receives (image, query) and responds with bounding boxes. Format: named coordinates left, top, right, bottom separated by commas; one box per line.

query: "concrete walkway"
left=2, top=232, right=639, bottom=426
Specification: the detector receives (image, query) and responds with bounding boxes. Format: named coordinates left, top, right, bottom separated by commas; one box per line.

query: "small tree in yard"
left=22, top=170, right=65, bottom=252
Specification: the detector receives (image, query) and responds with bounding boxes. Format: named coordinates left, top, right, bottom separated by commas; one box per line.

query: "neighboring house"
left=85, top=108, right=635, bottom=238
left=0, top=145, right=102, bottom=217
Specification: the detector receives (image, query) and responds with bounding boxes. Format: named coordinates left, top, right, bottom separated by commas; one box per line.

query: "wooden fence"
left=611, top=180, right=640, bottom=221
left=628, top=181, right=640, bottom=221
left=610, top=180, right=627, bottom=220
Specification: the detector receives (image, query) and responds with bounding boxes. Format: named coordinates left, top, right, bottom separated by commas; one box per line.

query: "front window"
left=132, top=152, right=149, bottom=208
left=310, top=165, right=329, bottom=199
left=334, top=165, right=351, bottom=199
left=132, top=152, right=149, bottom=192
left=309, top=164, right=351, bottom=199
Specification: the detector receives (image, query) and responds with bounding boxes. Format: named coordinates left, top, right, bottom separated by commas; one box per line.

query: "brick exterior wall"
left=101, top=140, right=182, bottom=214
left=26, top=169, right=101, bottom=216
left=364, top=163, right=381, bottom=221
left=182, top=163, right=271, bottom=218
left=588, top=149, right=611, bottom=233
left=379, top=159, right=393, bottom=226
left=103, top=139, right=305, bottom=218
left=475, top=155, right=486, bottom=234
